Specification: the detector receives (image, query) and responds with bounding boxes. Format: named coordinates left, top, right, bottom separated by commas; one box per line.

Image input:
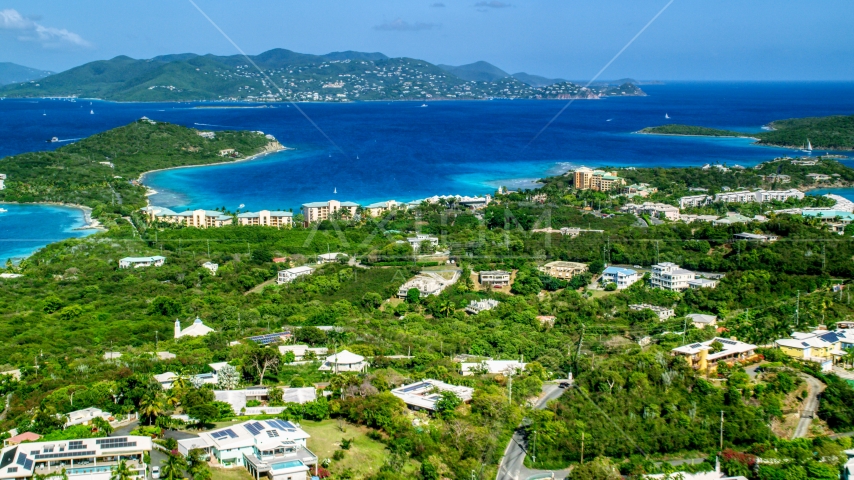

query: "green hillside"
left=0, top=120, right=273, bottom=215
left=0, top=48, right=644, bottom=102
left=641, top=114, right=854, bottom=150
left=0, top=62, right=54, bottom=86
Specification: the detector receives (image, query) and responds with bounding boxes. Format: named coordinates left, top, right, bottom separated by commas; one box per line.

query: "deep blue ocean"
left=1, top=82, right=854, bottom=259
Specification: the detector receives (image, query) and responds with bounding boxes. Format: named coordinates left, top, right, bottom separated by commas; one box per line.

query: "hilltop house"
left=397, top=272, right=459, bottom=298
left=318, top=350, right=367, bottom=373
left=671, top=337, right=758, bottom=372
left=601, top=266, right=640, bottom=289
left=277, top=266, right=314, bottom=285
left=686, top=314, right=718, bottom=329
left=175, top=317, right=215, bottom=339
left=538, top=261, right=588, bottom=280
left=465, top=299, right=500, bottom=315
left=391, top=380, right=474, bottom=412
left=119, top=256, right=165, bottom=268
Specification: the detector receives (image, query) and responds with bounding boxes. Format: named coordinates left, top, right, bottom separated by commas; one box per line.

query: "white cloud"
left=373, top=18, right=439, bottom=32
left=0, top=9, right=91, bottom=48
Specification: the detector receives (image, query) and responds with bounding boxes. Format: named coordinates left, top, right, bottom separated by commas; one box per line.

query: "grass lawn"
left=210, top=467, right=254, bottom=480
left=302, top=419, right=419, bottom=478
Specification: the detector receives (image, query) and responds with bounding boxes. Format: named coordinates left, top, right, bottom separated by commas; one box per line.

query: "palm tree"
left=187, top=449, right=210, bottom=480
left=139, top=395, right=165, bottom=425
left=161, top=453, right=187, bottom=480
left=438, top=301, right=455, bottom=318
left=110, top=460, right=134, bottom=480
left=91, top=416, right=114, bottom=436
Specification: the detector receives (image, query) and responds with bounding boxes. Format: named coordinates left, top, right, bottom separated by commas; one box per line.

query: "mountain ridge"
left=0, top=62, right=55, bottom=86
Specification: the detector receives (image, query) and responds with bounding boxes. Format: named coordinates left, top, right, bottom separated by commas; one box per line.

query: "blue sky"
left=1, top=0, right=853, bottom=80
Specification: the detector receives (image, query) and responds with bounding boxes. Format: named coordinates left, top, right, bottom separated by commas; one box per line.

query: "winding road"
left=793, top=372, right=824, bottom=439
left=496, top=383, right=569, bottom=480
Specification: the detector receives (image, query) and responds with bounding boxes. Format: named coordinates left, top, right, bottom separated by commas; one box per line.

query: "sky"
left=1, top=0, right=853, bottom=81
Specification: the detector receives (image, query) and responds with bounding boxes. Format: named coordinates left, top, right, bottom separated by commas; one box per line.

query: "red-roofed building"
left=4, top=431, right=40, bottom=446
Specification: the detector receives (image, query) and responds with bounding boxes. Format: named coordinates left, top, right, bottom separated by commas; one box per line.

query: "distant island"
left=639, top=114, right=854, bottom=150
left=0, top=48, right=645, bottom=102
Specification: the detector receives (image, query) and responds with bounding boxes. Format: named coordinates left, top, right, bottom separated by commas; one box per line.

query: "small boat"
left=606, top=118, right=612, bottom=122
left=90, top=110, right=94, bottom=114
left=421, top=104, right=428, bottom=107
left=48, top=137, right=59, bottom=143
left=665, top=113, right=670, bottom=119
left=334, top=187, right=337, bottom=194
left=238, top=204, right=245, bottom=209
left=43, top=110, right=46, bottom=116
left=0, top=208, right=7, bottom=213
left=356, top=155, right=359, bottom=160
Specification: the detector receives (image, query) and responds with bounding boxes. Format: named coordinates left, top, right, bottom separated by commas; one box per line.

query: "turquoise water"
left=808, top=186, right=854, bottom=202
left=0, top=204, right=93, bottom=262
left=271, top=460, right=305, bottom=470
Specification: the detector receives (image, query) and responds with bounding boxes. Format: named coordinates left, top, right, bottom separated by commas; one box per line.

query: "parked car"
left=559, top=382, right=572, bottom=389
left=152, top=466, right=160, bottom=479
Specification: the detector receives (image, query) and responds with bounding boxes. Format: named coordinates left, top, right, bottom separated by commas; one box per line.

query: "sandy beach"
left=138, top=141, right=289, bottom=184
left=0, top=201, right=105, bottom=231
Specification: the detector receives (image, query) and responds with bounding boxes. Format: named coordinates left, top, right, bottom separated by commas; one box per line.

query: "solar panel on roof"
left=23, top=460, right=32, bottom=470
left=245, top=423, right=261, bottom=435
left=253, top=421, right=265, bottom=431
left=246, top=332, right=291, bottom=345
left=689, top=343, right=702, bottom=348
left=718, top=339, right=736, bottom=345
left=16, top=453, right=26, bottom=466
left=267, top=430, right=279, bottom=438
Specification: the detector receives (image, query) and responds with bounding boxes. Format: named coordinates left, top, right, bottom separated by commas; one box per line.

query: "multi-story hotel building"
left=237, top=210, right=293, bottom=228
left=364, top=200, right=400, bottom=217
left=679, top=189, right=804, bottom=209
left=140, top=207, right=232, bottom=228
left=300, top=200, right=359, bottom=224
left=572, top=167, right=625, bottom=192
left=0, top=436, right=152, bottom=479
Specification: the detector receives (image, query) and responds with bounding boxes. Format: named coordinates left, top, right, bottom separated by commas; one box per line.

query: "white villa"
left=317, top=252, right=346, bottom=264
left=621, top=202, right=681, bottom=221
left=277, top=266, right=314, bottom=285
left=0, top=173, right=5, bottom=190
left=650, top=262, right=695, bottom=291
left=175, top=317, right=215, bottom=339
left=465, top=298, right=500, bottom=314
left=391, top=380, right=474, bottom=412
left=397, top=272, right=459, bottom=298
left=460, top=360, right=526, bottom=376
left=678, top=189, right=804, bottom=209
left=478, top=270, right=511, bottom=287
left=176, top=419, right=317, bottom=480
left=118, top=256, right=165, bottom=268
left=601, top=266, right=640, bottom=289
left=538, top=261, right=588, bottom=280
left=202, top=262, right=218, bottom=275
left=0, top=435, right=152, bottom=480
left=214, top=387, right=317, bottom=416
left=278, top=345, right=329, bottom=361
left=237, top=210, right=293, bottom=228
left=406, top=234, right=439, bottom=251
left=318, top=350, right=367, bottom=373
left=64, top=407, right=113, bottom=427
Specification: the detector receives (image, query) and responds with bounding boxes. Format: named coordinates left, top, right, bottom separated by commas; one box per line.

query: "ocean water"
left=0, top=204, right=94, bottom=262
left=1, top=82, right=854, bottom=256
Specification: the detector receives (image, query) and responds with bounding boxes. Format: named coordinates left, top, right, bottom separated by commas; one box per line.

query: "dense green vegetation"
left=640, top=114, right=854, bottom=150
left=0, top=48, right=643, bottom=102
left=0, top=120, right=272, bottom=216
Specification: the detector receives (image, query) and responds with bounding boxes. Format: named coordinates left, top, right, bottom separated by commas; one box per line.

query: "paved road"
left=496, top=383, right=570, bottom=480
left=0, top=394, right=10, bottom=422
left=793, top=373, right=825, bottom=439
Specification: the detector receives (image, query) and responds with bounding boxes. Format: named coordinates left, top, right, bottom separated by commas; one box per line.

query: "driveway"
left=112, top=421, right=201, bottom=478
left=793, top=372, right=825, bottom=439
left=496, top=383, right=571, bottom=480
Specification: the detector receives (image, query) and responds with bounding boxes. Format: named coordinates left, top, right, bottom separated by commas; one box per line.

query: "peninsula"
left=640, top=114, right=854, bottom=150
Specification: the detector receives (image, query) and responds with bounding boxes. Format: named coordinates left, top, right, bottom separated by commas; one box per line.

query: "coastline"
left=138, top=142, right=290, bottom=186
left=0, top=201, right=104, bottom=231
left=634, top=131, right=761, bottom=141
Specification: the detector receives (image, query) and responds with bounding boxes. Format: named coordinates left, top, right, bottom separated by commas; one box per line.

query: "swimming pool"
left=270, top=460, right=304, bottom=470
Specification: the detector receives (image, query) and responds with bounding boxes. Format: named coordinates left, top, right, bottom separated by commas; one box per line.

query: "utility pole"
left=719, top=411, right=724, bottom=450
left=155, top=331, right=158, bottom=351
left=682, top=317, right=687, bottom=345
left=796, top=290, right=800, bottom=326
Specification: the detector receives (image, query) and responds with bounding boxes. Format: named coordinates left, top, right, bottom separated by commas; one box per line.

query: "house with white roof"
left=406, top=234, right=439, bottom=251
left=175, top=318, right=215, bottom=339
left=391, top=379, right=474, bottom=412
left=465, top=299, right=500, bottom=314
left=202, top=262, right=218, bottom=275
left=214, top=387, right=317, bottom=415
left=775, top=329, right=851, bottom=371
left=601, top=266, right=640, bottom=289
left=0, top=435, right=152, bottom=480
left=478, top=270, right=511, bottom=288
left=278, top=345, right=329, bottom=361
left=153, top=372, right=179, bottom=389
left=671, top=337, right=758, bottom=372
left=733, top=232, right=778, bottom=242
left=318, top=350, right=367, bottom=373
left=460, top=360, right=526, bottom=376
left=650, top=262, right=696, bottom=291
left=237, top=210, right=293, bottom=228
left=64, top=407, right=112, bottom=427
left=118, top=256, right=165, bottom=268
left=176, top=419, right=316, bottom=479
left=277, top=266, right=314, bottom=285
left=686, top=314, right=718, bottom=329
left=317, top=252, right=346, bottom=264
left=629, top=304, right=674, bottom=321
left=397, top=272, right=459, bottom=298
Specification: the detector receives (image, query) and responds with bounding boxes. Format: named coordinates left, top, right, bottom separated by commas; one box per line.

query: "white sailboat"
left=806, top=139, right=812, bottom=152
left=665, top=113, right=670, bottom=119
left=334, top=187, right=337, bottom=194
left=90, top=109, right=94, bottom=114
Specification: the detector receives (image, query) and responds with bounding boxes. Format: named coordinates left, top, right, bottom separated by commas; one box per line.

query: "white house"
left=478, top=270, right=511, bottom=287
left=460, top=360, right=526, bottom=376
left=629, top=304, right=674, bottom=321
left=176, top=419, right=317, bottom=479
left=600, top=266, right=640, bottom=289
left=64, top=407, right=112, bottom=427
left=277, top=266, right=314, bottom=285
left=406, top=234, right=439, bottom=251
left=650, top=262, right=696, bottom=291
left=397, top=272, right=459, bottom=298
left=0, top=435, right=152, bottom=480
left=391, top=379, right=474, bottom=412
left=317, top=252, right=346, bottom=264
left=119, top=256, right=165, bottom=268
left=202, top=262, right=219, bottom=275
left=278, top=345, right=329, bottom=361
left=214, top=387, right=317, bottom=415
left=318, top=350, right=367, bottom=373
left=465, top=299, right=500, bottom=314
left=687, top=314, right=718, bottom=329
left=175, top=318, right=215, bottom=339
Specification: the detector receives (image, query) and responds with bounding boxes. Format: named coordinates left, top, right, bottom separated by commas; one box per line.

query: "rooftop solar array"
left=16, top=454, right=26, bottom=467
left=34, top=451, right=95, bottom=460
left=266, top=430, right=279, bottom=438
left=246, top=332, right=291, bottom=345
left=68, top=441, right=86, bottom=450
left=245, top=421, right=267, bottom=435
left=211, top=429, right=238, bottom=440
left=267, top=419, right=297, bottom=431
left=718, top=339, right=737, bottom=345
left=689, top=343, right=702, bottom=348
left=96, top=437, right=137, bottom=449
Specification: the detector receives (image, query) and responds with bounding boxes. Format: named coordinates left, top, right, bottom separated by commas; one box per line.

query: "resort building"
left=671, top=337, right=759, bottom=372
left=460, top=360, right=526, bottom=376
left=465, top=298, right=500, bottom=315
left=118, top=256, right=165, bottom=269
left=277, top=266, right=314, bottom=285
left=715, top=189, right=805, bottom=204
left=0, top=435, right=152, bottom=479
left=601, top=266, right=640, bottom=289
left=140, top=207, right=233, bottom=228
left=650, top=262, right=696, bottom=291
left=406, top=234, right=439, bottom=251
left=237, top=210, right=293, bottom=228
left=64, top=407, right=113, bottom=427
left=571, top=167, right=625, bottom=191
left=629, top=304, right=674, bottom=321
left=202, top=262, right=218, bottom=275
left=391, top=380, right=474, bottom=412
left=538, top=261, right=588, bottom=280
left=364, top=200, right=401, bottom=217
left=764, top=173, right=791, bottom=183
left=175, top=419, right=316, bottom=479
left=621, top=202, right=681, bottom=221
left=278, top=345, right=329, bottom=362
left=622, top=183, right=657, bottom=197
left=0, top=173, right=5, bottom=190
left=317, top=350, right=367, bottom=373
left=175, top=317, right=215, bottom=339
left=686, top=314, right=718, bottom=329
left=478, top=270, right=511, bottom=288
left=301, top=200, right=359, bottom=224
left=397, top=272, right=460, bottom=298
left=679, top=195, right=712, bottom=209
